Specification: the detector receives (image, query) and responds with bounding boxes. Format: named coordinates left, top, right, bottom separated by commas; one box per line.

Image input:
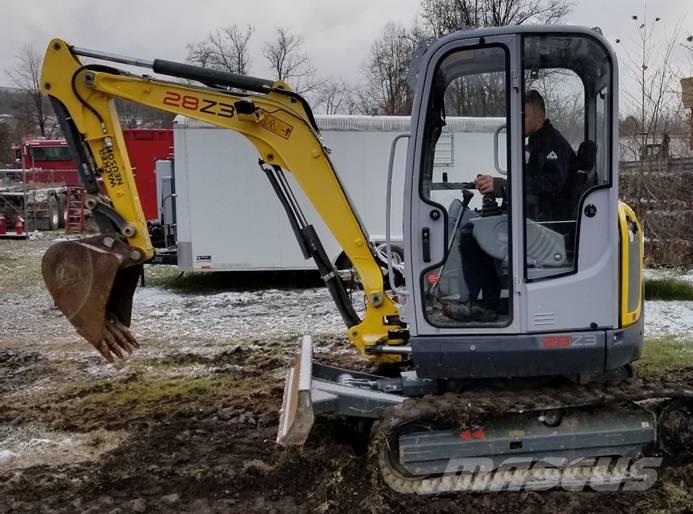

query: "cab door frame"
left=404, top=33, right=526, bottom=337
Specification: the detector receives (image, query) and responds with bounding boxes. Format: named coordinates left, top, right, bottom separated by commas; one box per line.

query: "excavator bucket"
left=42, top=234, right=142, bottom=362
left=277, top=336, right=315, bottom=446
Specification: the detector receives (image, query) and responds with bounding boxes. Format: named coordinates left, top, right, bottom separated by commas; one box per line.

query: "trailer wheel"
left=383, top=245, right=405, bottom=290
left=58, top=194, right=67, bottom=228
left=335, top=246, right=405, bottom=292
left=335, top=253, right=362, bottom=292
left=48, top=195, right=60, bottom=231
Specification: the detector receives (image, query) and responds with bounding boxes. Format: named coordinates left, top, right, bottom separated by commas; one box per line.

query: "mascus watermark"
left=420, top=456, right=664, bottom=493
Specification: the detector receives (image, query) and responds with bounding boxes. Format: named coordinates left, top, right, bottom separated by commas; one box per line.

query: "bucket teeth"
left=42, top=234, right=142, bottom=360
left=97, top=316, right=140, bottom=362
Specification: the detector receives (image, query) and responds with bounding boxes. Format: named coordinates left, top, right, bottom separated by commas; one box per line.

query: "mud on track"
left=2, top=240, right=693, bottom=513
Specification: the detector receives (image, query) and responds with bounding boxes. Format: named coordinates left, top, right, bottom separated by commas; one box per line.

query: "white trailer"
left=163, top=115, right=504, bottom=272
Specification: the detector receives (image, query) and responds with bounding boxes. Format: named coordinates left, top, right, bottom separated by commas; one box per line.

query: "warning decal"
left=262, top=115, right=294, bottom=139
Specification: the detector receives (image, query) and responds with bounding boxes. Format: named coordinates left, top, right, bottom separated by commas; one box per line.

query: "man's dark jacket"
left=524, top=119, right=577, bottom=221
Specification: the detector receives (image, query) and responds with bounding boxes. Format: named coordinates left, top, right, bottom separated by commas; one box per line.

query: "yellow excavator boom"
left=40, top=39, right=405, bottom=363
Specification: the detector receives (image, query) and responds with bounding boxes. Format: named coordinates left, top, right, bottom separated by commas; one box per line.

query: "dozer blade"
left=42, top=234, right=142, bottom=362
left=277, top=335, right=315, bottom=446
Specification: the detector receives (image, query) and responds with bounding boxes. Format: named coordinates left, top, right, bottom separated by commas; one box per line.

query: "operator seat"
left=549, top=139, right=597, bottom=256
left=566, top=140, right=597, bottom=218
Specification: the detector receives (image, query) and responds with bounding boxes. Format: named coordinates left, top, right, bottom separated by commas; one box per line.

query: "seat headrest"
left=576, top=140, right=597, bottom=172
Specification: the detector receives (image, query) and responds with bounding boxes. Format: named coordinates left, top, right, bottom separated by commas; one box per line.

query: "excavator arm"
left=40, top=39, right=405, bottom=363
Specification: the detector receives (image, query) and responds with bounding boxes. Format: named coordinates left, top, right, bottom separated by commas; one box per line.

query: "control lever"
left=480, top=194, right=502, bottom=217
left=466, top=174, right=502, bottom=217
left=460, top=188, right=474, bottom=210
left=427, top=188, right=474, bottom=298
left=451, top=189, right=475, bottom=241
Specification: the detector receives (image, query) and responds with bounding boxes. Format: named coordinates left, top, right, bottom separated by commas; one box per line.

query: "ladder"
left=64, top=186, right=86, bottom=234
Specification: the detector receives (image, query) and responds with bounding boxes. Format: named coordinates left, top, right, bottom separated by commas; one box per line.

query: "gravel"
left=132, top=285, right=357, bottom=344
left=1, top=241, right=691, bottom=361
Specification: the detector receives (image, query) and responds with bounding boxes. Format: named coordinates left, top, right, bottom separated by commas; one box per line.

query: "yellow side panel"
left=618, top=202, right=644, bottom=327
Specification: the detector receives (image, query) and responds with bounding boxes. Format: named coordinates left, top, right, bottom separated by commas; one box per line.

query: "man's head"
left=524, top=90, right=546, bottom=136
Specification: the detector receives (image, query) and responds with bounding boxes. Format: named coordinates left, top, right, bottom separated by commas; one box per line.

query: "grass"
left=644, top=278, right=693, bottom=301
left=637, top=337, right=693, bottom=376
left=144, top=266, right=693, bottom=298
left=656, top=481, right=693, bottom=513
left=143, top=264, right=322, bottom=294
left=77, top=375, right=239, bottom=414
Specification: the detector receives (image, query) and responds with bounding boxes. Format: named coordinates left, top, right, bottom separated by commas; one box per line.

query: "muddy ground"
left=1, top=239, right=693, bottom=513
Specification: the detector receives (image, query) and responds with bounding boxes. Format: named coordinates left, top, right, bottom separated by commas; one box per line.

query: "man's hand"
left=475, top=175, right=495, bottom=194
left=474, top=174, right=507, bottom=198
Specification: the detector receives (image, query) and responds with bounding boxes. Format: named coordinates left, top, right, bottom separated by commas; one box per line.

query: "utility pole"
left=641, top=7, right=646, bottom=158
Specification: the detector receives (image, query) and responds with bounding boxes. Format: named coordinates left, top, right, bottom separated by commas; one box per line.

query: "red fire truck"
left=2, top=129, right=171, bottom=233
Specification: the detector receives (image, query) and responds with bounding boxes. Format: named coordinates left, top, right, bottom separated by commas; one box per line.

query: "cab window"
left=420, top=45, right=512, bottom=327
left=522, top=35, right=612, bottom=280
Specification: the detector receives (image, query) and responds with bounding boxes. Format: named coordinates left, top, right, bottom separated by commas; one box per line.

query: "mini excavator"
left=39, top=26, right=693, bottom=493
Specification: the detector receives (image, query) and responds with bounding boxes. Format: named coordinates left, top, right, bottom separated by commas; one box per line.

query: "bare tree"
left=187, top=25, right=255, bottom=75
left=525, top=70, right=585, bottom=145
left=617, top=18, right=686, bottom=158
left=359, top=1, right=572, bottom=117
left=8, top=95, right=34, bottom=139
left=616, top=18, right=692, bottom=265
left=0, top=120, right=19, bottom=167
left=418, top=0, right=572, bottom=37
left=682, top=34, right=693, bottom=54
left=114, top=99, right=175, bottom=129
left=262, top=27, right=319, bottom=94
left=350, top=86, right=381, bottom=115
left=315, top=79, right=354, bottom=115
left=361, top=23, right=416, bottom=115
left=116, top=99, right=144, bottom=129
left=6, top=46, right=47, bottom=138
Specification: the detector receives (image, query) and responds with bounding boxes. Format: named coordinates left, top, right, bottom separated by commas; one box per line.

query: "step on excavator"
left=39, top=25, right=693, bottom=494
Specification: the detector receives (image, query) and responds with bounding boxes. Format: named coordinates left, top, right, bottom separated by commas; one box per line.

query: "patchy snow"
left=644, top=300, right=693, bottom=340
left=131, top=286, right=365, bottom=344
left=132, top=284, right=693, bottom=341
left=0, top=425, right=126, bottom=472
left=641, top=268, right=693, bottom=340
left=644, top=268, right=693, bottom=285
left=3, top=239, right=693, bottom=370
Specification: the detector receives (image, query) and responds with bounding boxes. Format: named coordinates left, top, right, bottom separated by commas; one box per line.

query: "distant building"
left=619, top=132, right=692, bottom=162
left=0, top=86, right=22, bottom=95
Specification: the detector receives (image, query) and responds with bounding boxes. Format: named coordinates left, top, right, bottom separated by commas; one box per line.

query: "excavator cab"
left=278, top=28, right=655, bottom=491
left=404, top=26, right=640, bottom=379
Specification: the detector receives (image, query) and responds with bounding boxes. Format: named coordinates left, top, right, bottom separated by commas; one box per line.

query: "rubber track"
left=370, top=376, right=693, bottom=494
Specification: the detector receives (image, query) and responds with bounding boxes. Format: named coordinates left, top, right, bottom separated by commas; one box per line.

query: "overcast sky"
left=1, top=0, right=691, bottom=104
